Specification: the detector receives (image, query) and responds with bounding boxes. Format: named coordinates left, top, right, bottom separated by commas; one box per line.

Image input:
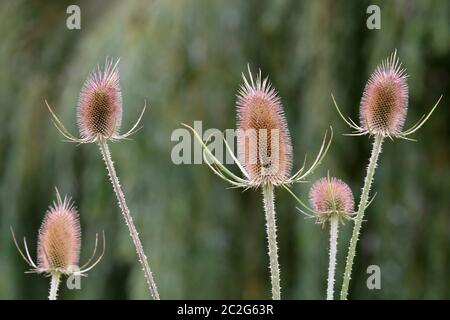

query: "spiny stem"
left=99, top=141, right=160, bottom=300
left=327, top=216, right=339, bottom=300
left=262, top=183, right=281, bottom=300
left=340, top=134, right=384, bottom=300
left=49, top=272, right=61, bottom=300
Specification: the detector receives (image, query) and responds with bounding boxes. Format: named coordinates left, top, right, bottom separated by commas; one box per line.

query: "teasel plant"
left=288, top=174, right=356, bottom=300
left=11, top=188, right=104, bottom=300
left=183, top=66, right=333, bottom=299
left=45, top=58, right=160, bottom=299
left=332, top=50, right=443, bottom=300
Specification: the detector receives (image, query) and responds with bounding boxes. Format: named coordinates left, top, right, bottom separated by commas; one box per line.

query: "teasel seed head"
left=237, top=67, right=292, bottom=186
left=360, top=50, right=408, bottom=137
left=37, top=190, right=81, bottom=273
left=77, top=58, right=123, bottom=141
left=309, top=176, right=354, bottom=224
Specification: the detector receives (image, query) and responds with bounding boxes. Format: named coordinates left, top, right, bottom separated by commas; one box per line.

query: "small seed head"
left=309, top=177, right=354, bottom=224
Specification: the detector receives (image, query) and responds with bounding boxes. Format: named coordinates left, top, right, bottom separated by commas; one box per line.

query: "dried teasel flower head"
left=360, top=50, right=408, bottom=137
left=46, top=58, right=147, bottom=144
left=37, top=190, right=81, bottom=273
left=309, top=176, right=354, bottom=224
left=77, top=58, right=123, bottom=141
left=10, top=188, right=105, bottom=277
left=237, top=67, right=293, bottom=186
left=183, top=65, right=332, bottom=190
left=332, top=50, right=441, bottom=141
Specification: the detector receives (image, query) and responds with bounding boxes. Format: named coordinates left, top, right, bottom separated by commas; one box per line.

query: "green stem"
left=327, top=216, right=339, bottom=300
left=262, top=183, right=281, bottom=300
left=99, top=141, right=160, bottom=300
left=48, top=272, right=61, bottom=300
left=340, top=134, right=384, bottom=300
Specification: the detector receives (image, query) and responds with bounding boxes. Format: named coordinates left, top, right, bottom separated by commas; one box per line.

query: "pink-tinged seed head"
left=309, top=177, right=354, bottom=221
left=77, top=58, right=123, bottom=141
left=237, top=68, right=292, bottom=186
left=360, top=50, right=408, bottom=136
left=37, top=191, right=81, bottom=272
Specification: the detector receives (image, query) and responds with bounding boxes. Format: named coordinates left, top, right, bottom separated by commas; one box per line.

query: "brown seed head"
left=37, top=191, right=81, bottom=273
left=237, top=68, right=292, bottom=186
left=360, top=50, right=408, bottom=136
left=77, top=58, right=123, bottom=141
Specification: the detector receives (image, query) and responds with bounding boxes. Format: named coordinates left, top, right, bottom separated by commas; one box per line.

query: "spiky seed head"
left=309, top=177, right=354, bottom=224
left=37, top=191, right=81, bottom=273
left=360, top=50, right=408, bottom=136
left=77, top=58, right=123, bottom=141
left=237, top=68, right=292, bottom=186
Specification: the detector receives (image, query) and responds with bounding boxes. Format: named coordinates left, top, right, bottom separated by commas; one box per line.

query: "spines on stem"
left=262, top=184, right=281, bottom=300
left=327, top=217, right=339, bottom=300
left=341, top=135, right=384, bottom=300
left=99, top=141, right=160, bottom=300
left=48, top=273, right=61, bottom=300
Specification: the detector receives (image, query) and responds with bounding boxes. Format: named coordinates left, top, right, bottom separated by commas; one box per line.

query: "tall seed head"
left=77, top=58, right=123, bottom=141
left=37, top=192, right=81, bottom=273
left=309, top=177, right=354, bottom=223
left=360, top=50, right=408, bottom=136
left=237, top=69, right=292, bottom=186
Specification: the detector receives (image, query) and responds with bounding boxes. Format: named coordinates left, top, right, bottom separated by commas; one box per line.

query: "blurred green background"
left=0, top=0, right=448, bottom=299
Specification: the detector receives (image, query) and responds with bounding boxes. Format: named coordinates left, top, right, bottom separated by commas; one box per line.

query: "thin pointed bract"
left=79, top=231, right=106, bottom=272
left=78, top=232, right=106, bottom=274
